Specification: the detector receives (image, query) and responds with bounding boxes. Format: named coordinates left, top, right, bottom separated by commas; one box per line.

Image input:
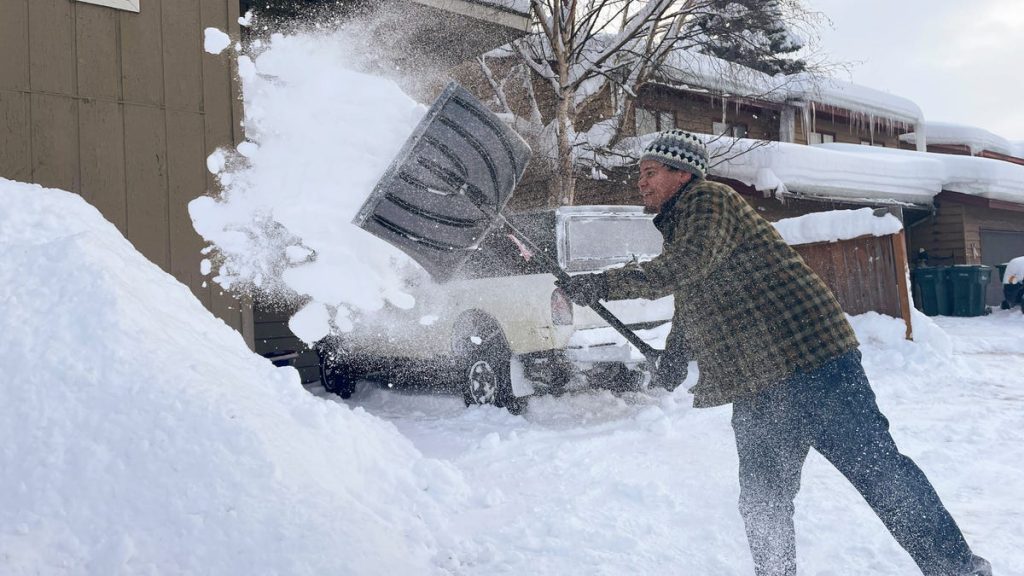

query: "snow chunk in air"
left=203, top=27, right=231, bottom=55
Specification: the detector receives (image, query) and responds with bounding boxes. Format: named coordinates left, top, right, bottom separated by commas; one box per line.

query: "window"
left=860, top=140, right=886, bottom=147
left=635, top=108, right=675, bottom=135
left=76, top=0, right=140, bottom=12
left=809, top=131, right=835, bottom=145
left=713, top=122, right=749, bottom=139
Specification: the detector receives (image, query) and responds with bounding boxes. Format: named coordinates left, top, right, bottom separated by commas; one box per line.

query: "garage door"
left=980, top=229, right=1024, bottom=305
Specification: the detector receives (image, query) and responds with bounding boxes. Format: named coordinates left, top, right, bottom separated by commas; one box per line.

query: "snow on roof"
left=819, top=143, right=1024, bottom=204
left=659, top=51, right=923, bottom=125
left=796, top=79, right=923, bottom=125
left=692, top=136, right=1024, bottom=206
left=705, top=137, right=940, bottom=204
left=773, top=208, right=903, bottom=246
left=899, top=122, right=1024, bottom=158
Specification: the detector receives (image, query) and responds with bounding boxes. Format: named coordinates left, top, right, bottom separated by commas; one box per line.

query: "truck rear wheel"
left=315, top=339, right=359, bottom=399
left=454, top=314, right=525, bottom=415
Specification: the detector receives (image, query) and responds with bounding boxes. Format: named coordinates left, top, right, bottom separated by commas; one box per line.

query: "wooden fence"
left=793, top=231, right=914, bottom=339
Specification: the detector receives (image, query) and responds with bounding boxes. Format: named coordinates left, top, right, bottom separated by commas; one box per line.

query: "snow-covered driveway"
left=339, top=310, right=1023, bottom=575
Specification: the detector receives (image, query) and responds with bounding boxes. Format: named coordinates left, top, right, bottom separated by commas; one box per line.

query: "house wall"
left=908, top=202, right=967, bottom=265
left=635, top=87, right=781, bottom=142
left=0, top=0, right=252, bottom=345
left=962, top=205, right=1024, bottom=264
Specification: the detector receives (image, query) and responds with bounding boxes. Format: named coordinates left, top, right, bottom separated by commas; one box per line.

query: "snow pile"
left=773, top=207, right=903, bottom=245
left=1003, top=256, right=1024, bottom=285
left=0, top=178, right=469, bottom=574
left=189, top=29, right=428, bottom=343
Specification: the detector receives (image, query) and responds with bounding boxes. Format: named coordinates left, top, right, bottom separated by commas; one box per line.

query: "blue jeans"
left=731, top=351, right=980, bottom=576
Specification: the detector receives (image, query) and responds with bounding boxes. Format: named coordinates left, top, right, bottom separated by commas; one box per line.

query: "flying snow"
left=203, top=27, right=232, bottom=55
left=189, top=28, right=429, bottom=343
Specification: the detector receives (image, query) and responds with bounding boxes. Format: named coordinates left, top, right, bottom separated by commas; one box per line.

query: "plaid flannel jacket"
left=603, top=179, right=859, bottom=408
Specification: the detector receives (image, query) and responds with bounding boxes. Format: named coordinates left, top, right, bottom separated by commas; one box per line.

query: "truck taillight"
left=551, top=288, right=573, bottom=325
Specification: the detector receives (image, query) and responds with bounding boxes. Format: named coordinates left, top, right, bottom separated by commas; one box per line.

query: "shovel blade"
left=354, top=81, right=531, bottom=282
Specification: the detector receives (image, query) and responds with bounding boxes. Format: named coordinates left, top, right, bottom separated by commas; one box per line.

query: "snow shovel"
left=353, top=81, right=660, bottom=367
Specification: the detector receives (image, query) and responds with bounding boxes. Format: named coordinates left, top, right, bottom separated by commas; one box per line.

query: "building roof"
left=703, top=138, right=1024, bottom=207
left=659, top=51, right=923, bottom=126
left=899, top=122, right=1024, bottom=159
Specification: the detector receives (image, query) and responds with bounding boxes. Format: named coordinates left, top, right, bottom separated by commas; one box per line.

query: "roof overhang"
left=936, top=190, right=1024, bottom=213
left=380, top=0, right=530, bottom=70
left=409, top=0, right=530, bottom=32
left=638, top=81, right=785, bottom=112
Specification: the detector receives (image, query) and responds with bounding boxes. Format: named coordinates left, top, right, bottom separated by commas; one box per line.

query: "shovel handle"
left=499, top=221, right=660, bottom=361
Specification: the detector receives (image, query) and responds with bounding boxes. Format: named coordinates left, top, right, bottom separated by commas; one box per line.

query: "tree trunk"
left=556, top=93, right=576, bottom=205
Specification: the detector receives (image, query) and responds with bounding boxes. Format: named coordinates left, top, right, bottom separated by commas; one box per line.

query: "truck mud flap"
left=353, top=81, right=531, bottom=282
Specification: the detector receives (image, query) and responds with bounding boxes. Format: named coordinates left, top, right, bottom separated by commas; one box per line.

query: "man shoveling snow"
left=557, top=130, right=992, bottom=576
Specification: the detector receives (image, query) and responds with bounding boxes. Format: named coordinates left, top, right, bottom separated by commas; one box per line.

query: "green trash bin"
left=947, top=265, right=992, bottom=317
left=911, top=266, right=951, bottom=316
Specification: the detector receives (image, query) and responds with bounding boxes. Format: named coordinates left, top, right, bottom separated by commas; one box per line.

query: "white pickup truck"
left=318, top=205, right=673, bottom=412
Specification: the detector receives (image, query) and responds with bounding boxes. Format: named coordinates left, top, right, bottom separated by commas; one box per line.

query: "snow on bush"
left=0, top=178, right=468, bottom=574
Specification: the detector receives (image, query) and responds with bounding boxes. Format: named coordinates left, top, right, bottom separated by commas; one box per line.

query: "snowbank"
left=0, top=178, right=468, bottom=574
left=189, top=29, right=428, bottom=344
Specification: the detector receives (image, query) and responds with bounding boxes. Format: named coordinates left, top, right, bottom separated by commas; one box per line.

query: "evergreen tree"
left=692, top=0, right=807, bottom=75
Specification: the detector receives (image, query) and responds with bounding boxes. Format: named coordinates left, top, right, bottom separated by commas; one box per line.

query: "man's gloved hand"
left=556, top=273, right=608, bottom=307
left=651, top=353, right=688, bottom=392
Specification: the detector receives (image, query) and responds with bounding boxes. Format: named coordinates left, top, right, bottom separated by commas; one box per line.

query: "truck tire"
left=315, top=340, right=359, bottom=399
left=320, top=359, right=358, bottom=399
left=454, top=313, right=525, bottom=415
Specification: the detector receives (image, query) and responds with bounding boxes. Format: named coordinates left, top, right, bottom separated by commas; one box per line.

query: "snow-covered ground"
left=6, top=20, right=1023, bottom=576
left=5, top=174, right=1022, bottom=574
left=338, top=309, right=1024, bottom=575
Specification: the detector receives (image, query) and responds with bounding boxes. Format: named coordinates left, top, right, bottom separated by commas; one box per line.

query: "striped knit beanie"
left=641, top=129, right=708, bottom=180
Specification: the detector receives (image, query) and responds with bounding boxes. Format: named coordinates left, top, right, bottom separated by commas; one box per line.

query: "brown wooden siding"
left=0, top=0, right=253, bottom=346
left=253, top=300, right=322, bottom=386
left=962, top=203, right=1024, bottom=263
left=908, top=202, right=967, bottom=265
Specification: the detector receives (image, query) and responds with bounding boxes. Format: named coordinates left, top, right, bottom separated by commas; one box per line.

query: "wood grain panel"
left=120, top=0, right=164, bottom=106
left=124, top=104, right=168, bottom=268
left=211, top=288, right=244, bottom=334
left=30, top=93, right=78, bottom=191
left=166, top=108, right=209, bottom=305
left=0, top=0, right=30, bottom=91
left=28, top=0, right=76, bottom=95
left=162, top=0, right=203, bottom=111
left=200, top=0, right=234, bottom=189
left=75, top=2, right=121, bottom=100
left=79, top=98, right=126, bottom=231
left=0, top=90, right=31, bottom=181
left=794, top=234, right=904, bottom=318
